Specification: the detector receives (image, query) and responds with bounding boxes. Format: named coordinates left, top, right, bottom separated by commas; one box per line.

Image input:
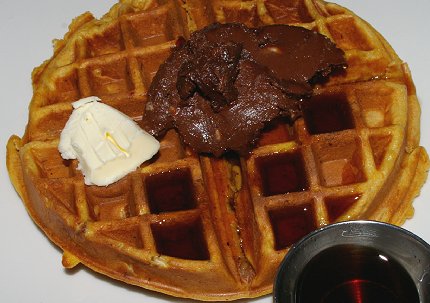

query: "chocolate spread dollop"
left=143, top=23, right=346, bottom=156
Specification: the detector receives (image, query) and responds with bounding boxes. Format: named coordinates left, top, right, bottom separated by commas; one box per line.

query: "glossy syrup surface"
left=145, top=168, right=196, bottom=214
left=325, top=194, right=361, bottom=222
left=269, top=204, right=315, bottom=250
left=256, top=151, right=308, bottom=196
left=296, top=244, right=419, bottom=303
left=151, top=219, right=209, bottom=260
left=303, top=93, right=354, bottom=135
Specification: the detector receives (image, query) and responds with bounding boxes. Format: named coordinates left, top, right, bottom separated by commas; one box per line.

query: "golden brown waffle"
left=6, top=0, right=429, bottom=300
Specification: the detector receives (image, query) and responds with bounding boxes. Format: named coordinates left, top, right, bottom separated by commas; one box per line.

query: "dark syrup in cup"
left=296, top=244, right=419, bottom=303
left=273, top=221, right=430, bottom=303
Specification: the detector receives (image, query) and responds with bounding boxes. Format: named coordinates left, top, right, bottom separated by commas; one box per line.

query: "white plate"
left=1, top=1, right=429, bottom=302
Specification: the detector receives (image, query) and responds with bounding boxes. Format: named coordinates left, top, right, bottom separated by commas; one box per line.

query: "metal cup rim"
left=273, top=220, right=430, bottom=303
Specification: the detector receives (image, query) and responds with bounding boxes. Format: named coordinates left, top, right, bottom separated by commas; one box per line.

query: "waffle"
left=6, top=0, right=429, bottom=300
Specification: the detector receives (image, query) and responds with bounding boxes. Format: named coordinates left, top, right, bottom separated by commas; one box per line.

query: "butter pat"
left=59, top=96, right=160, bottom=186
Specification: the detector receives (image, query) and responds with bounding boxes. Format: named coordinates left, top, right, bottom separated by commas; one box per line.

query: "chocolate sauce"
left=176, top=41, right=242, bottom=111
left=143, top=23, right=346, bottom=156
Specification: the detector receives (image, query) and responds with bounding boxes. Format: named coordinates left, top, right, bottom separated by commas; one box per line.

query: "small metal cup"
left=274, top=220, right=430, bottom=302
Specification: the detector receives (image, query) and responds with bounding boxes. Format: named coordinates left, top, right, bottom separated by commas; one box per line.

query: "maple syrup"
left=145, top=168, right=196, bottom=214
left=151, top=218, right=209, bottom=260
left=325, top=194, right=361, bottom=222
left=296, top=244, right=419, bottom=303
left=269, top=204, right=316, bottom=250
left=303, top=93, right=354, bottom=135
left=256, top=151, right=309, bottom=196
left=258, top=117, right=295, bottom=146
